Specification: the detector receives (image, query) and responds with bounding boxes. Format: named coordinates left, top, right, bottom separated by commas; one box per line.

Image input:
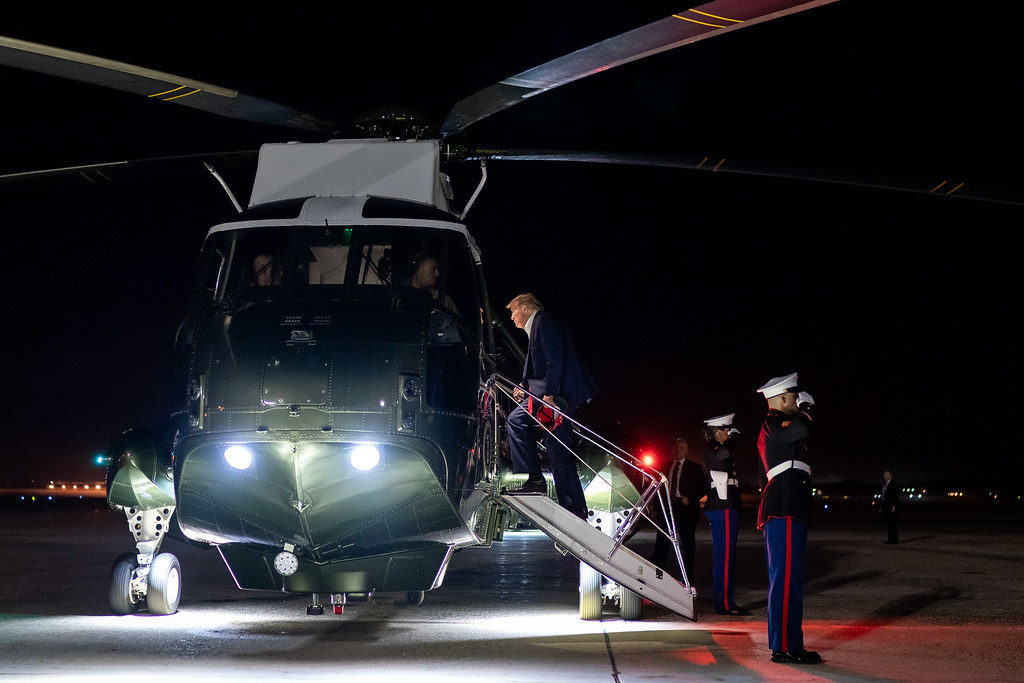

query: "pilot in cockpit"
left=410, top=251, right=458, bottom=315
left=252, top=254, right=282, bottom=286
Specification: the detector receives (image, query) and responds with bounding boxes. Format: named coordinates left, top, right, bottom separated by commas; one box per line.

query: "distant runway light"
left=224, top=445, right=253, bottom=470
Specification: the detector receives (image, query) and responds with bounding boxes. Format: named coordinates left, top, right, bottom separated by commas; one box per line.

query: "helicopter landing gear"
left=109, top=553, right=139, bottom=615
left=578, top=561, right=644, bottom=620
left=109, top=505, right=180, bottom=615
left=146, top=553, right=182, bottom=615
left=579, top=562, right=602, bottom=620
left=620, top=586, right=643, bottom=621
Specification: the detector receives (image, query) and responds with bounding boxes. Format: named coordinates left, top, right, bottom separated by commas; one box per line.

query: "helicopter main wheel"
left=109, top=552, right=139, bottom=615
left=146, top=553, right=181, bottom=615
left=619, top=586, right=642, bottom=621
left=405, top=590, right=425, bottom=606
left=579, top=561, right=602, bottom=620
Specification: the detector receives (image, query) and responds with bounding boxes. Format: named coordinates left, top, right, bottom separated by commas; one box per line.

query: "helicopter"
left=1, top=0, right=1019, bottom=620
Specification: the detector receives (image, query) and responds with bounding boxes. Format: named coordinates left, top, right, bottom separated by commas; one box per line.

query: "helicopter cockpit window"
left=196, top=228, right=290, bottom=303
left=198, top=226, right=478, bottom=321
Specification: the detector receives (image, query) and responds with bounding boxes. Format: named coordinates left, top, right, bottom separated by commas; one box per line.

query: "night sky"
left=1, top=1, right=1021, bottom=489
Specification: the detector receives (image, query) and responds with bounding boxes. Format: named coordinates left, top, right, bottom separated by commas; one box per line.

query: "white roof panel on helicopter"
left=248, top=139, right=447, bottom=209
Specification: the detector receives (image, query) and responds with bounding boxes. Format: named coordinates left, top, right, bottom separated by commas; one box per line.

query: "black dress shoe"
left=771, top=649, right=822, bottom=664
left=715, top=606, right=750, bottom=616
left=505, top=478, right=547, bottom=495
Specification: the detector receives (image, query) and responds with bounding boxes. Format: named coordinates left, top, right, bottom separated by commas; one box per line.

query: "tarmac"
left=0, top=506, right=1022, bottom=681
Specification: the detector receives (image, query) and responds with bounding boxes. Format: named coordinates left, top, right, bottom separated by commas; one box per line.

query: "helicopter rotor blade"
left=440, top=0, right=838, bottom=138
left=0, top=150, right=258, bottom=190
left=458, top=148, right=1024, bottom=207
left=0, top=35, right=348, bottom=134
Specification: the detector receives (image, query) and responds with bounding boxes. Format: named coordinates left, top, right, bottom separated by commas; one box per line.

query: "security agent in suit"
left=703, top=413, right=749, bottom=616
left=882, top=469, right=900, bottom=544
left=650, top=438, right=704, bottom=581
left=756, top=372, right=821, bottom=665
left=504, top=293, right=598, bottom=519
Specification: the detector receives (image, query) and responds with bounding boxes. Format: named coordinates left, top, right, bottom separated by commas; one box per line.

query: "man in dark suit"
left=504, top=293, right=597, bottom=519
left=650, top=438, right=704, bottom=583
left=881, top=469, right=900, bottom=544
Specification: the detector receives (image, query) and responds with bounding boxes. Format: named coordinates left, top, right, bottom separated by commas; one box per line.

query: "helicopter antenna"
left=458, top=160, right=487, bottom=220
left=204, top=162, right=243, bottom=213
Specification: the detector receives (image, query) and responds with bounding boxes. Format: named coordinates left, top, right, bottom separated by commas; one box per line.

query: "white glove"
left=728, top=428, right=740, bottom=436
left=798, top=391, right=815, bottom=409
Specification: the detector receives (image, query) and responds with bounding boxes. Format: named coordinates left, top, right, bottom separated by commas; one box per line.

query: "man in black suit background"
left=504, top=293, right=597, bottom=519
left=881, top=469, right=900, bottom=544
left=650, top=437, right=704, bottom=582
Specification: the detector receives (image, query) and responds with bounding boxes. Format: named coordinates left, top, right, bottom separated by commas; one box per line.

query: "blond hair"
left=506, top=293, right=545, bottom=312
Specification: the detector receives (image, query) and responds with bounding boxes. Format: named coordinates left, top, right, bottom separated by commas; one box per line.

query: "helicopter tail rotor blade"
left=440, top=0, right=838, bottom=138
left=0, top=35, right=348, bottom=135
left=459, top=149, right=1024, bottom=207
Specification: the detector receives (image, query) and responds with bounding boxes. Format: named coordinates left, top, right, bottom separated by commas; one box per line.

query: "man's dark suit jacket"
left=882, top=479, right=900, bottom=514
left=523, top=311, right=598, bottom=409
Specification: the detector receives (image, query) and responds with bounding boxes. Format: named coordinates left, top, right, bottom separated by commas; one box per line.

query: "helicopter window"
left=354, top=244, right=391, bottom=286
left=198, top=228, right=291, bottom=302
left=308, top=245, right=349, bottom=284
left=197, top=226, right=479, bottom=316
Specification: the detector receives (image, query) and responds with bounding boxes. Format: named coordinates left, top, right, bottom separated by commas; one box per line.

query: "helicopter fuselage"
left=106, top=141, right=504, bottom=596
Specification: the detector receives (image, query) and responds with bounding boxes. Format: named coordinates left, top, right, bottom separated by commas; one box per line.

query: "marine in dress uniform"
left=504, top=293, right=597, bottom=519
left=756, top=372, right=822, bottom=665
left=703, top=413, right=749, bottom=616
left=650, top=438, right=704, bottom=583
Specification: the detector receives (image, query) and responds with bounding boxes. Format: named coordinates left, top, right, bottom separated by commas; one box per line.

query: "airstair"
left=485, top=374, right=696, bottom=621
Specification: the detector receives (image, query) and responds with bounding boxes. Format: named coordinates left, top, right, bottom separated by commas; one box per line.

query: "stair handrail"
left=486, top=373, right=691, bottom=588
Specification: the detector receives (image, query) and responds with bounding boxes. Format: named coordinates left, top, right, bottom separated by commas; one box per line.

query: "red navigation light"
left=641, top=452, right=655, bottom=467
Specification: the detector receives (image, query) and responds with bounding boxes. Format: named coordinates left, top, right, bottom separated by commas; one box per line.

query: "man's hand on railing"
left=513, top=386, right=526, bottom=401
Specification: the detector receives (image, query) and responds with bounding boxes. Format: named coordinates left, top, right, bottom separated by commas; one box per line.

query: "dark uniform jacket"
left=882, top=479, right=900, bottom=514
left=704, top=434, right=743, bottom=511
left=523, top=311, right=598, bottom=409
left=668, top=457, right=706, bottom=526
left=756, top=409, right=813, bottom=529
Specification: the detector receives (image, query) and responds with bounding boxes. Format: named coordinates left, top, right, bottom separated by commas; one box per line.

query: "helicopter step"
left=499, top=494, right=694, bottom=621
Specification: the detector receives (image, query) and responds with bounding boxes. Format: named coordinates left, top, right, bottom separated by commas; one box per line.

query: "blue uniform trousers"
left=764, top=516, right=807, bottom=653
left=507, top=400, right=586, bottom=512
left=706, top=508, right=738, bottom=612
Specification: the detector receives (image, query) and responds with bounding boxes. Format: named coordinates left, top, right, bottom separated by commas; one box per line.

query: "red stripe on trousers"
left=782, top=517, right=792, bottom=652
left=723, top=511, right=731, bottom=610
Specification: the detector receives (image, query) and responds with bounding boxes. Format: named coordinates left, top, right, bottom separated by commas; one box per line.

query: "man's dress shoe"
left=771, top=649, right=822, bottom=664
left=505, top=478, right=547, bottom=495
left=715, top=606, right=750, bottom=616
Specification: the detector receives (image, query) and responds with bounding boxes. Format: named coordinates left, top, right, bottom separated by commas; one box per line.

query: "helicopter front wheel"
left=146, top=553, right=182, bottom=615
left=109, top=553, right=139, bottom=615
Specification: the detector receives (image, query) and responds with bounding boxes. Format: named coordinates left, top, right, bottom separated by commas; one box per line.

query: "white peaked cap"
left=704, top=413, right=735, bottom=427
left=757, top=372, right=799, bottom=398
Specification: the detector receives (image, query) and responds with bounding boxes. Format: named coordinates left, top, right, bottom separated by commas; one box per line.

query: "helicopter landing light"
left=223, top=445, right=253, bottom=470
left=350, top=444, right=380, bottom=471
